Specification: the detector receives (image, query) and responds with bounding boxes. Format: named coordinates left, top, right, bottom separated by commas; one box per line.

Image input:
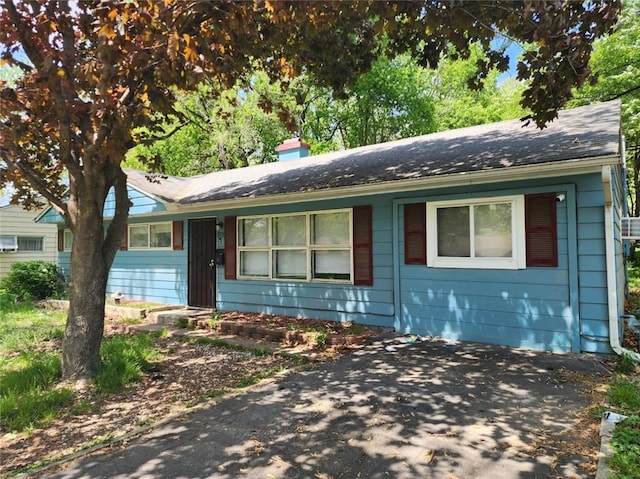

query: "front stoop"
left=148, top=308, right=212, bottom=327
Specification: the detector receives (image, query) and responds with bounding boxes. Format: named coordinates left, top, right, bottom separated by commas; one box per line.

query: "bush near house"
left=0, top=261, right=66, bottom=302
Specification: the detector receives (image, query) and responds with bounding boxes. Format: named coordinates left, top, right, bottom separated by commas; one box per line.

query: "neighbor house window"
left=426, top=196, right=525, bottom=269
left=0, top=235, right=18, bottom=252
left=17, top=236, right=44, bottom=252
left=237, top=209, right=352, bottom=282
left=63, top=230, right=73, bottom=251
left=128, top=222, right=172, bottom=249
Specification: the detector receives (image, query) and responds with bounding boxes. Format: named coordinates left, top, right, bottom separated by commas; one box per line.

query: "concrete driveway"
left=44, top=336, right=606, bottom=479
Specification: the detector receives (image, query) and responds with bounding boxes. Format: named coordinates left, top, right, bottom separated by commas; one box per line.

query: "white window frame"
left=237, top=209, right=353, bottom=283
left=64, top=230, right=73, bottom=252
left=128, top=222, right=173, bottom=250
left=17, top=236, right=44, bottom=252
left=426, top=195, right=526, bottom=270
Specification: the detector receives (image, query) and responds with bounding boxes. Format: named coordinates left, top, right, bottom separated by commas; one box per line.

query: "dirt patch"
left=0, top=311, right=378, bottom=478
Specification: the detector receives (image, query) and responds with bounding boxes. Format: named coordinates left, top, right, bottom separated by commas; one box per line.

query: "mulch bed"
left=168, top=311, right=381, bottom=349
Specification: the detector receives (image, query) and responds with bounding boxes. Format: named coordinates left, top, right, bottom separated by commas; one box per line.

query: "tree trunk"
left=62, top=219, right=109, bottom=379
left=61, top=167, right=130, bottom=380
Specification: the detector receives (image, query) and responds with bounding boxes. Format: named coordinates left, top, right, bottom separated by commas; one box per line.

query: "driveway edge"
left=595, top=414, right=615, bottom=479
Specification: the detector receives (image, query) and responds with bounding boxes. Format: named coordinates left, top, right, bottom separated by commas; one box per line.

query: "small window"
left=17, top=236, right=44, bottom=252
left=0, top=235, right=18, bottom=252
left=128, top=222, right=173, bottom=250
left=64, top=230, right=73, bottom=251
left=427, top=196, right=525, bottom=269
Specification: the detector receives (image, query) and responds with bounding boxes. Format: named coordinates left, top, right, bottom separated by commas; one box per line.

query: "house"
left=39, top=100, right=628, bottom=355
left=0, top=193, right=58, bottom=279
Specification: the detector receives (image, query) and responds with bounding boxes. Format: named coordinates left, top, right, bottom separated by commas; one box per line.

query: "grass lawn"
left=0, top=302, right=159, bottom=432
left=0, top=299, right=299, bottom=477
left=605, top=262, right=640, bottom=479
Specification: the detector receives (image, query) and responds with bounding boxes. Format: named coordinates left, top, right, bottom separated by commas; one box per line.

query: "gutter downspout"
left=602, top=165, right=640, bottom=361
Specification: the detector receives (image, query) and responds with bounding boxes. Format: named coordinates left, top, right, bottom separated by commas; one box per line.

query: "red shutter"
left=404, top=203, right=426, bottom=265
left=224, top=216, right=237, bottom=280
left=353, top=205, right=373, bottom=286
left=172, top=220, right=184, bottom=250
left=57, top=229, right=65, bottom=252
left=525, top=193, right=558, bottom=267
left=119, top=224, right=128, bottom=251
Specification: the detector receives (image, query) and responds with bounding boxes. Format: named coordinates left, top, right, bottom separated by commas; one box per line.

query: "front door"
left=188, top=218, right=216, bottom=308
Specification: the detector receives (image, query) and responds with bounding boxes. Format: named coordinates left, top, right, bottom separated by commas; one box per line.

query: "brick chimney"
left=275, top=138, right=310, bottom=161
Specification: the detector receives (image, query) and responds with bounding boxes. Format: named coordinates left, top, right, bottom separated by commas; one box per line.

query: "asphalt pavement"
left=42, top=335, right=608, bottom=479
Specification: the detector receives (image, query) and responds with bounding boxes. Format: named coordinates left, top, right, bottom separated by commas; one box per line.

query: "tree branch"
left=0, top=147, right=68, bottom=219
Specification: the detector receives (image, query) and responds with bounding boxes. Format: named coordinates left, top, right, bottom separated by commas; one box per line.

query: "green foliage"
left=608, top=380, right=640, bottom=413
left=234, top=366, right=284, bottom=389
left=0, top=261, right=66, bottom=301
left=95, top=335, right=159, bottom=394
left=0, top=302, right=65, bottom=357
left=127, top=74, right=291, bottom=176
left=431, top=45, right=526, bottom=131
left=335, top=54, right=437, bottom=148
left=0, top=351, right=73, bottom=432
left=129, top=44, right=531, bottom=177
left=343, top=322, right=365, bottom=335
left=0, top=288, right=18, bottom=310
left=608, top=415, right=640, bottom=479
left=572, top=0, right=640, bottom=215
left=616, top=353, right=639, bottom=375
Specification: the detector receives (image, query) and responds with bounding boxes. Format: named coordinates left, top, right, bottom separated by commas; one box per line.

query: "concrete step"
left=149, top=308, right=213, bottom=327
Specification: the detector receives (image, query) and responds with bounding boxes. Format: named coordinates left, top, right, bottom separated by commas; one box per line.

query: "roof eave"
left=174, top=154, right=620, bottom=213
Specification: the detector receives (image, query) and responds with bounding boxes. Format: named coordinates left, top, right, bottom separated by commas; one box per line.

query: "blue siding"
left=103, top=212, right=213, bottom=304
left=105, top=186, right=168, bottom=216
left=38, top=185, right=167, bottom=223
left=576, top=174, right=610, bottom=352
left=397, top=183, right=576, bottom=353
left=215, top=197, right=396, bottom=329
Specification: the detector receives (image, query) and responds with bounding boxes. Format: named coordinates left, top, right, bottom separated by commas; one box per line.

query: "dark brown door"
left=188, top=218, right=216, bottom=307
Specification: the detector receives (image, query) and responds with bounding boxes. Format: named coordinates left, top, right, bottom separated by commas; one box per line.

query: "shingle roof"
left=126, top=101, right=621, bottom=206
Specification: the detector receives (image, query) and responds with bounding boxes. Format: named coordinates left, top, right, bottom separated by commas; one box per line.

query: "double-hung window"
left=237, top=209, right=352, bottom=282
left=426, top=195, right=526, bottom=269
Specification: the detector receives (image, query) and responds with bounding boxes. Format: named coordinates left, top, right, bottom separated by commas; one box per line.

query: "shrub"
left=0, top=261, right=66, bottom=301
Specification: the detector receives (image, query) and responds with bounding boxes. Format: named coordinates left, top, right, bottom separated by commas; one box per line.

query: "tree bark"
left=61, top=166, right=130, bottom=380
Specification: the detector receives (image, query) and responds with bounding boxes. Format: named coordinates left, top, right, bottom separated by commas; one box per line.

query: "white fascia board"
left=174, top=155, right=620, bottom=214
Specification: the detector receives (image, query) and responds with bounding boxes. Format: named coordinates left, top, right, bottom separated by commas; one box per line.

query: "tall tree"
left=431, top=45, right=526, bottom=131
left=571, top=0, right=640, bottom=215
left=0, top=0, right=621, bottom=381
left=334, top=53, right=437, bottom=148
left=128, top=74, right=292, bottom=176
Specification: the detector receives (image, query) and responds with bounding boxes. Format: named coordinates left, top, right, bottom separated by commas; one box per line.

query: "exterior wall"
left=0, top=205, right=58, bottom=279
left=107, top=239, right=188, bottom=304
left=214, top=173, right=613, bottom=354
left=398, top=197, right=570, bottom=352
left=215, top=197, right=395, bottom=328
left=613, top=164, right=627, bottom=342
left=50, top=170, right=620, bottom=354
left=577, top=173, right=612, bottom=353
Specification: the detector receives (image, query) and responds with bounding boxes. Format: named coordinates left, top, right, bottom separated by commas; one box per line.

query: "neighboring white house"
left=0, top=193, right=58, bottom=280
